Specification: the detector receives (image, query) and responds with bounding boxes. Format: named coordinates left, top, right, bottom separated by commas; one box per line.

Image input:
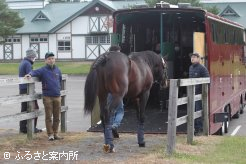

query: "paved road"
left=227, top=106, right=246, bottom=136
left=0, top=75, right=91, bottom=132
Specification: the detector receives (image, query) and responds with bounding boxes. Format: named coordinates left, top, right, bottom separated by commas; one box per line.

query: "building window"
left=30, top=36, right=48, bottom=42
left=58, top=41, right=71, bottom=51
left=5, top=36, right=21, bottom=43
left=86, top=35, right=111, bottom=44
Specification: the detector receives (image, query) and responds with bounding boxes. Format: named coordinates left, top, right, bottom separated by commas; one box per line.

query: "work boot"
left=54, top=135, right=64, bottom=140
left=48, top=135, right=54, bottom=141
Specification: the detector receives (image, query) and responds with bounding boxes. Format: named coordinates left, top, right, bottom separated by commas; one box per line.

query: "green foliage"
left=0, top=1, right=24, bottom=41
left=145, top=0, right=220, bottom=14
left=205, top=5, right=220, bottom=15
left=145, top=0, right=201, bottom=7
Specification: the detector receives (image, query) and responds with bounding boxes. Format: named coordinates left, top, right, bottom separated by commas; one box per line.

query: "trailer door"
left=193, top=32, right=205, bottom=65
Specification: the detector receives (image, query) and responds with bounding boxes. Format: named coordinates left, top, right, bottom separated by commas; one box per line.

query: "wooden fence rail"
left=166, top=77, right=210, bottom=155
left=0, top=75, right=68, bottom=139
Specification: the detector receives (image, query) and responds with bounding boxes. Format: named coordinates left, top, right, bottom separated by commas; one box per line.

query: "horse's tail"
left=84, top=68, right=98, bottom=114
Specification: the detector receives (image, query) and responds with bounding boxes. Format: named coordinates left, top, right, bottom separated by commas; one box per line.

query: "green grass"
left=172, top=136, right=246, bottom=163
left=0, top=61, right=92, bottom=75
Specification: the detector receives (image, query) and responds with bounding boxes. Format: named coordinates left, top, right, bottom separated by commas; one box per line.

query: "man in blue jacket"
left=19, top=48, right=42, bottom=134
left=25, top=52, right=63, bottom=141
left=189, top=52, right=209, bottom=135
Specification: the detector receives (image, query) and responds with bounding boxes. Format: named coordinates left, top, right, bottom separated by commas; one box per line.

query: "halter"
left=161, top=57, right=167, bottom=69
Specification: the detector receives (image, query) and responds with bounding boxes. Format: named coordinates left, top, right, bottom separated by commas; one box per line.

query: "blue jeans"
left=195, top=100, right=202, bottom=131
left=107, top=94, right=124, bottom=128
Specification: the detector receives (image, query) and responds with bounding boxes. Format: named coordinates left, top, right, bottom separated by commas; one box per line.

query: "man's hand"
left=24, top=74, right=32, bottom=79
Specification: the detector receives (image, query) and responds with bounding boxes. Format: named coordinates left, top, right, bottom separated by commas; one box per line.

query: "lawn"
left=0, top=61, right=92, bottom=75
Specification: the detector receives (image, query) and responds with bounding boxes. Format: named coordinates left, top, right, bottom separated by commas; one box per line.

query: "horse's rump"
left=84, top=52, right=130, bottom=113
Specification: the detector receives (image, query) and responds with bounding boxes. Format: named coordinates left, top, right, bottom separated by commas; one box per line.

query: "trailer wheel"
left=223, top=106, right=230, bottom=134
left=240, top=104, right=244, bottom=114
left=233, top=111, right=240, bottom=119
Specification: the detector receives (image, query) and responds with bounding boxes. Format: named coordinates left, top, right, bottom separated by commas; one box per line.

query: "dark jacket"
left=189, top=63, right=209, bottom=94
left=19, top=58, right=33, bottom=91
left=29, top=65, right=62, bottom=97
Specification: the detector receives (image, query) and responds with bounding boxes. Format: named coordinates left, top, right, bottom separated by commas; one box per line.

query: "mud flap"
left=214, top=113, right=228, bottom=123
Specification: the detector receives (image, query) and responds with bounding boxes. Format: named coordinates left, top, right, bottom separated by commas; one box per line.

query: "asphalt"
left=0, top=75, right=91, bottom=133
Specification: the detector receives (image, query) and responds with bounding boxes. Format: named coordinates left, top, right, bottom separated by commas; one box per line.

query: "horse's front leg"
left=137, top=91, right=150, bottom=147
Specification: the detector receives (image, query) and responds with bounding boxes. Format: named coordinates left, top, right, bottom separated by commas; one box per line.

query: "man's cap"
left=26, top=48, right=37, bottom=58
left=45, top=52, right=55, bottom=59
left=189, top=52, right=200, bottom=58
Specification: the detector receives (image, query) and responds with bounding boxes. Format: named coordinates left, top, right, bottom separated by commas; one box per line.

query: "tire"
left=217, top=106, right=230, bottom=135
left=224, top=106, right=230, bottom=134
left=233, top=111, right=240, bottom=119
left=240, top=104, right=244, bottom=114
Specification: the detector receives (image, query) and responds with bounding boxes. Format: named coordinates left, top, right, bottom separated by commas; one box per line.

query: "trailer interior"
left=114, top=8, right=206, bottom=108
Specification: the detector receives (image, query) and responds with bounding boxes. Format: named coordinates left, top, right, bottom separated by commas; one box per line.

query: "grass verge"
left=0, top=131, right=246, bottom=163
left=0, top=61, right=92, bottom=75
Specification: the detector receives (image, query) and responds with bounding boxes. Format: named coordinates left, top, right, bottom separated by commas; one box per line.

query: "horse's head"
left=154, top=56, right=168, bottom=89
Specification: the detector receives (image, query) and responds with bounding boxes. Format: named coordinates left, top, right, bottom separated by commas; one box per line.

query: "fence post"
left=61, top=76, right=67, bottom=132
left=187, top=85, right=195, bottom=144
left=166, top=79, right=179, bottom=155
left=202, top=84, right=209, bottom=136
left=27, top=82, right=35, bottom=139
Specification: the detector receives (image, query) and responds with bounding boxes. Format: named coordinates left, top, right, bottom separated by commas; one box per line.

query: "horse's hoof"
left=103, top=144, right=115, bottom=153
left=138, top=142, right=145, bottom=147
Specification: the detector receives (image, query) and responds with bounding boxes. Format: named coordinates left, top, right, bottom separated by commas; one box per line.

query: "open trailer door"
left=193, top=32, right=205, bottom=65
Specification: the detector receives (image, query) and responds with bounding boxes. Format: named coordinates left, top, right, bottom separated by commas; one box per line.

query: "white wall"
left=13, top=44, right=22, bottom=59
left=0, top=44, right=3, bottom=60
left=72, top=16, right=89, bottom=35
left=57, top=23, right=71, bottom=33
left=57, top=52, right=71, bottom=59
left=72, top=36, right=85, bottom=59
left=39, top=43, right=48, bottom=59
left=22, top=35, right=30, bottom=59
left=49, top=34, right=57, bottom=57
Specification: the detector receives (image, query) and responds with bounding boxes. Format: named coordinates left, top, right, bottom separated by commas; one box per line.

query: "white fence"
left=0, top=75, right=68, bottom=139
left=166, top=78, right=210, bottom=155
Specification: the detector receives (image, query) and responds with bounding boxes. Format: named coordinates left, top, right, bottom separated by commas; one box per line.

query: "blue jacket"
left=30, top=65, right=62, bottom=97
left=19, top=58, right=33, bottom=91
left=189, top=63, right=209, bottom=94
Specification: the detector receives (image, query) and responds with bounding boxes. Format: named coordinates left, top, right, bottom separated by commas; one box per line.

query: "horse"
left=84, top=50, right=168, bottom=153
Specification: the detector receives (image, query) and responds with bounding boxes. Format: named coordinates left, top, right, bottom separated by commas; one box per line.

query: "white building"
left=201, top=0, right=246, bottom=27
left=1, top=0, right=146, bottom=60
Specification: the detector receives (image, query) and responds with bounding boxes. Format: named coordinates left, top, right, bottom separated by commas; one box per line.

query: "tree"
left=145, top=0, right=219, bottom=15
left=0, top=1, right=24, bottom=43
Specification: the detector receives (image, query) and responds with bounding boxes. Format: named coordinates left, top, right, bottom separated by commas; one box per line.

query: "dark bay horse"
left=84, top=50, right=168, bottom=153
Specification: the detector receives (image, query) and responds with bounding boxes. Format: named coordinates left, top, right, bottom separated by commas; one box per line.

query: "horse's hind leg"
left=136, top=91, right=150, bottom=147
left=100, top=94, right=122, bottom=153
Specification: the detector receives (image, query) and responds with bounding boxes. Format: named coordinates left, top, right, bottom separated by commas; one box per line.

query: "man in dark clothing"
left=189, top=52, right=209, bottom=135
left=19, top=48, right=42, bottom=134
left=25, top=52, right=63, bottom=141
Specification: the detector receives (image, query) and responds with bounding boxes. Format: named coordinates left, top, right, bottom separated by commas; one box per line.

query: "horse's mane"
left=91, top=52, right=109, bottom=70
left=129, top=51, right=161, bottom=71
left=91, top=51, right=126, bottom=70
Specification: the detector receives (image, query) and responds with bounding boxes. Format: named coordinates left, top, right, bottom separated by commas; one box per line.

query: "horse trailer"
left=112, top=3, right=246, bottom=135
